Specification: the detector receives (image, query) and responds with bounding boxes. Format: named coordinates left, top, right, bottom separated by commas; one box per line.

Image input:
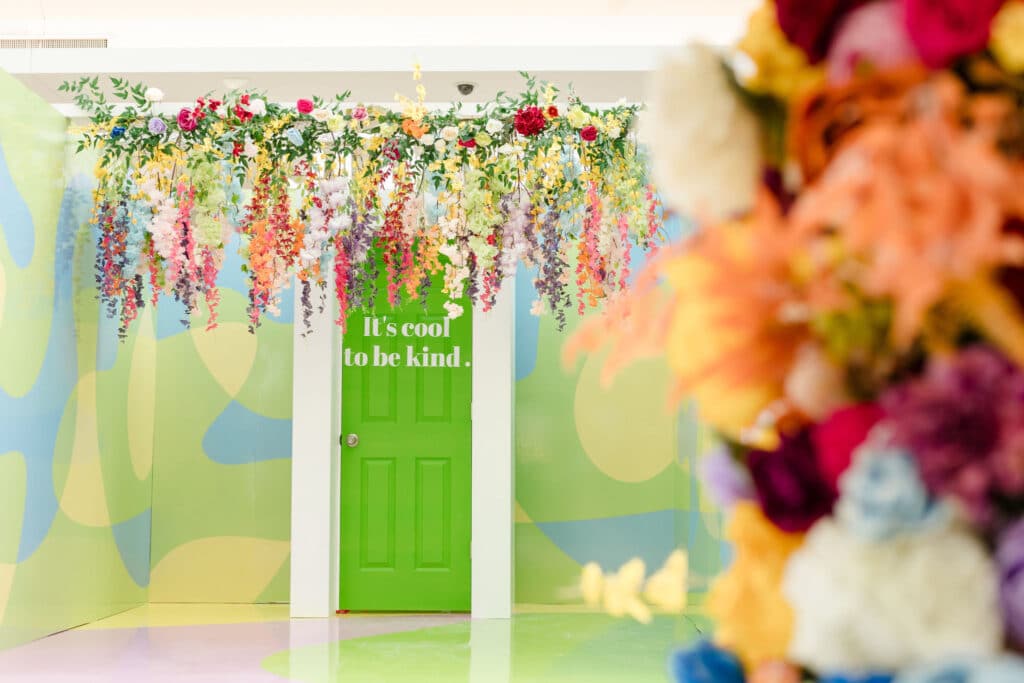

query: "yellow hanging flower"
left=737, top=2, right=824, bottom=102
left=991, top=1, right=1024, bottom=73
left=707, top=502, right=803, bottom=671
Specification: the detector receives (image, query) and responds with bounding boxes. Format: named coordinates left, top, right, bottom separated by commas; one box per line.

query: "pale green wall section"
left=0, top=70, right=151, bottom=650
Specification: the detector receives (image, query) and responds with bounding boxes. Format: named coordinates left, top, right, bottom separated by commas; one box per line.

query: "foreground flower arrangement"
left=569, top=1, right=1024, bottom=681
left=65, top=71, right=660, bottom=337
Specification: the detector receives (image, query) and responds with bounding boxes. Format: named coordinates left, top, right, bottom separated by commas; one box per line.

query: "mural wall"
left=0, top=71, right=150, bottom=650
left=513, top=225, right=729, bottom=605
left=147, top=244, right=293, bottom=603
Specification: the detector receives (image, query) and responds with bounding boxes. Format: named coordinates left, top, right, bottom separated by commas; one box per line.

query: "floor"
left=0, top=604, right=707, bottom=682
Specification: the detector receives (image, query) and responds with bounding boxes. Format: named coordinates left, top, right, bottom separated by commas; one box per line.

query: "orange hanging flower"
left=401, top=118, right=429, bottom=139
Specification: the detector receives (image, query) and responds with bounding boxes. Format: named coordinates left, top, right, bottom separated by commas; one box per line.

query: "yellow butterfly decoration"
left=580, top=550, right=689, bottom=624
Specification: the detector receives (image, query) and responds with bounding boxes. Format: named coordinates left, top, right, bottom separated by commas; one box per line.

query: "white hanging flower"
left=485, top=118, right=504, bottom=134
left=434, top=139, right=447, bottom=153
left=311, top=108, right=330, bottom=123
left=529, top=299, right=546, bottom=317
left=783, top=518, right=1002, bottom=673
left=420, top=133, right=435, bottom=146
left=144, top=87, right=164, bottom=103
left=243, top=139, right=259, bottom=159
left=440, top=125, right=460, bottom=143
left=443, top=301, right=465, bottom=319
left=248, top=98, right=267, bottom=116
left=640, top=42, right=761, bottom=221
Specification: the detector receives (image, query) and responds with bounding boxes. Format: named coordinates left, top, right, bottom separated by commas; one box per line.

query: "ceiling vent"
left=0, top=38, right=108, bottom=49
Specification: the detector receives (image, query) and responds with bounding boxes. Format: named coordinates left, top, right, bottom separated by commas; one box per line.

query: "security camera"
left=456, top=82, right=476, bottom=96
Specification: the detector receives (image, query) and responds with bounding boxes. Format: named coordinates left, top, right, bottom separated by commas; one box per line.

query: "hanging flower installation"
left=567, top=1, right=1024, bottom=682
left=63, top=72, right=661, bottom=338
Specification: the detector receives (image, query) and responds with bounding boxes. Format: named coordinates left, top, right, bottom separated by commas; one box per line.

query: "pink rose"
left=903, top=0, right=1006, bottom=68
left=774, top=0, right=867, bottom=63
left=296, top=98, right=314, bottom=114
left=177, top=107, right=198, bottom=132
left=827, top=0, right=920, bottom=83
left=811, top=403, right=884, bottom=496
left=352, top=105, right=368, bottom=121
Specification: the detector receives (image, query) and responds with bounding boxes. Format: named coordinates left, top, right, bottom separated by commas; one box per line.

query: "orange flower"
left=566, top=192, right=813, bottom=440
left=791, top=76, right=1024, bottom=345
left=788, top=66, right=928, bottom=182
left=401, top=118, right=429, bottom=139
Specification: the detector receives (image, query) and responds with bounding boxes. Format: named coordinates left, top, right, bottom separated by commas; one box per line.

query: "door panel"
left=340, top=274, right=472, bottom=612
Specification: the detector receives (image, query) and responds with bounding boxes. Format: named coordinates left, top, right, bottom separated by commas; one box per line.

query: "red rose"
left=177, top=107, right=198, bottom=132
left=811, top=403, right=884, bottom=495
left=775, top=0, right=867, bottom=63
left=904, top=0, right=1006, bottom=68
left=580, top=125, right=598, bottom=142
left=547, top=105, right=559, bottom=118
left=748, top=429, right=837, bottom=533
left=297, top=98, right=314, bottom=114
left=514, top=106, right=548, bottom=137
left=458, top=138, right=477, bottom=148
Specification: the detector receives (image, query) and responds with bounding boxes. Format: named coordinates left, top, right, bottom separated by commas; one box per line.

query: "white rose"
left=440, top=125, right=459, bottom=143
left=434, top=139, right=446, bottom=153
left=249, top=98, right=267, bottom=116
left=144, top=87, right=164, bottom=103
left=783, top=518, right=1002, bottom=673
left=243, top=139, right=259, bottom=159
left=607, top=125, right=622, bottom=139
left=311, top=108, right=330, bottom=123
left=420, top=133, right=435, bottom=146
left=485, top=118, right=503, bottom=134
left=640, top=42, right=760, bottom=221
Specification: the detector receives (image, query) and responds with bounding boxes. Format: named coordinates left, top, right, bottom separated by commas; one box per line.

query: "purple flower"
left=147, top=117, right=167, bottom=135
left=748, top=429, right=837, bottom=533
left=698, top=445, right=755, bottom=509
left=998, top=519, right=1024, bottom=646
left=882, top=346, right=1024, bottom=528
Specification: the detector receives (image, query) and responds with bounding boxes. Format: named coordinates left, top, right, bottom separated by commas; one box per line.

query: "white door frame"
left=289, top=277, right=514, bottom=619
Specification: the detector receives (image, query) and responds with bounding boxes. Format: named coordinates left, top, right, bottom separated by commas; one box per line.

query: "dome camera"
left=456, top=82, right=476, bottom=96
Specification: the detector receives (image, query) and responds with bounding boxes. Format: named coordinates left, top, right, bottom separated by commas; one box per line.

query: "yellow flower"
left=991, top=1, right=1024, bottom=73
left=737, top=2, right=824, bottom=101
left=566, top=106, right=590, bottom=129
left=327, top=114, right=344, bottom=133
left=707, top=502, right=803, bottom=671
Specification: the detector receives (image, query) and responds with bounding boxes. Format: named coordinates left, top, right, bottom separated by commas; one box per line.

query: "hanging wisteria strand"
left=64, top=72, right=662, bottom=336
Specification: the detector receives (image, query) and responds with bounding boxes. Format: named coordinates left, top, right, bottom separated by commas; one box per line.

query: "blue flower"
left=894, top=656, right=1024, bottom=683
left=836, top=445, right=948, bottom=541
left=110, top=125, right=126, bottom=139
left=285, top=127, right=304, bottom=146
left=668, top=640, right=744, bottom=683
left=821, top=674, right=895, bottom=683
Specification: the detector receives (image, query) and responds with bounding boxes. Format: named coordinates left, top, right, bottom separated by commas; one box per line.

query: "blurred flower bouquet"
left=568, top=1, right=1024, bottom=681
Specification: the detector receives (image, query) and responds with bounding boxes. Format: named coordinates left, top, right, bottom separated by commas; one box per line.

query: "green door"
left=339, top=283, right=472, bottom=612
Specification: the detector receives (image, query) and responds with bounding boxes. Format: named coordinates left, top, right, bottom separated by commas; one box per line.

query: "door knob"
left=346, top=433, right=359, bottom=448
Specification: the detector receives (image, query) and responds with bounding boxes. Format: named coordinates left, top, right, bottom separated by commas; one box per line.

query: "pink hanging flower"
left=297, top=98, right=314, bottom=114
left=177, top=107, right=198, bottom=132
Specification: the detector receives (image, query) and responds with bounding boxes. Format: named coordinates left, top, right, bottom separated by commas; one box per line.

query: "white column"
left=290, top=282, right=341, bottom=617
left=471, top=278, right=515, bottom=619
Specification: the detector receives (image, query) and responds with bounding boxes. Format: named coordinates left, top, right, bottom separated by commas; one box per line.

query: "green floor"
left=262, top=614, right=707, bottom=682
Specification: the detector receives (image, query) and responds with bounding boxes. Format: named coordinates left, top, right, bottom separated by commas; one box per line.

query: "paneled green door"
left=339, top=283, right=472, bottom=612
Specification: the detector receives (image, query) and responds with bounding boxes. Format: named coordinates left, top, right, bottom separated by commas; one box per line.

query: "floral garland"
left=570, top=1, right=1024, bottom=683
left=63, top=70, right=662, bottom=337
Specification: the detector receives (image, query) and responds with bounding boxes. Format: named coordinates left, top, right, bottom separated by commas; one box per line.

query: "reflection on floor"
left=0, top=604, right=707, bottom=682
